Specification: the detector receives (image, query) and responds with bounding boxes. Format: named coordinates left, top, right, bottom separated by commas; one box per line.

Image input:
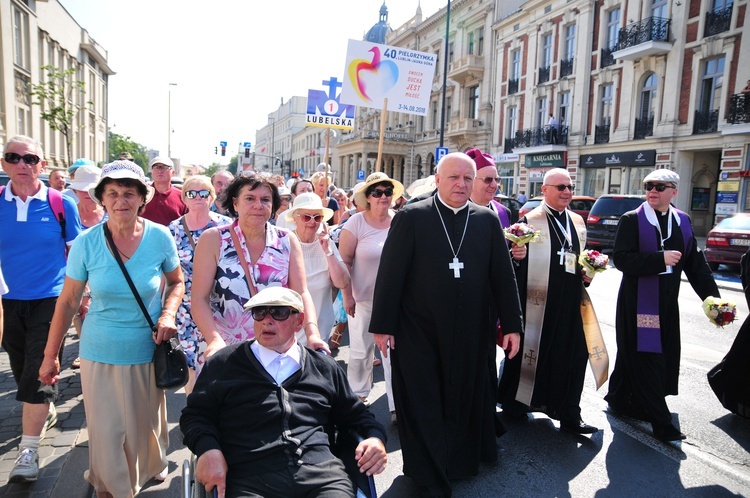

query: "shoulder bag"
left=103, top=223, right=189, bottom=390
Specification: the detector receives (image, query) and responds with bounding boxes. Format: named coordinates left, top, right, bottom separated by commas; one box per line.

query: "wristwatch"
left=82, top=291, right=91, bottom=298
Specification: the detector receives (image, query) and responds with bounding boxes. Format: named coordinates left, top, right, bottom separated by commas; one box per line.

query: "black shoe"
left=501, top=400, right=529, bottom=419
left=560, top=418, right=599, bottom=434
left=652, top=423, right=686, bottom=442
left=607, top=401, right=648, bottom=421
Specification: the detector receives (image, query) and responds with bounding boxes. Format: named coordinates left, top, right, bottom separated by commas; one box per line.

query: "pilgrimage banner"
left=306, top=77, right=355, bottom=130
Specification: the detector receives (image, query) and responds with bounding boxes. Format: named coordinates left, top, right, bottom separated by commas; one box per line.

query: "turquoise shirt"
left=66, top=220, right=180, bottom=365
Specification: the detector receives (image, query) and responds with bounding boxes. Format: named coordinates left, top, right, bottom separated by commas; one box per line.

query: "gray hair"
left=3, top=135, right=44, bottom=159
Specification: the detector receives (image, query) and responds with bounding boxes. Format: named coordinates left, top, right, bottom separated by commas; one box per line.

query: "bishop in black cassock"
left=369, top=153, right=523, bottom=497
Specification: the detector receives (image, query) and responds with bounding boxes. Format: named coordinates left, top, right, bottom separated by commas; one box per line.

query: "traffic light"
left=214, top=147, right=218, bottom=154
left=221, top=146, right=226, bottom=156
left=244, top=148, right=250, bottom=158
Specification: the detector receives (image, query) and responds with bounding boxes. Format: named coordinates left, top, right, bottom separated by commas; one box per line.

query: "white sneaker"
left=40, top=404, right=57, bottom=441
left=8, top=447, right=39, bottom=483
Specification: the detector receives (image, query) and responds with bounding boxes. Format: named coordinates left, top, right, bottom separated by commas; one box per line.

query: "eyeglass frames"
left=644, top=183, right=674, bottom=192
left=545, top=184, right=575, bottom=192
left=185, top=189, right=211, bottom=199
left=369, top=187, right=394, bottom=198
left=250, top=306, right=299, bottom=321
left=296, top=213, right=323, bottom=223
left=478, top=176, right=501, bottom=185
left=3, top=152, right=41, bottom=166
left=152, top=165, right=172, bottom=170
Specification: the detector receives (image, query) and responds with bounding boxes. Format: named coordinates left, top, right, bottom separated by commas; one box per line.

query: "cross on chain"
left=524, top=349, right=537, bottom=366
left=448, top=257, right=464, bottom=278
left=557, top=247, right=567, bottom=265
left=590, top=345, right=606, bottom=361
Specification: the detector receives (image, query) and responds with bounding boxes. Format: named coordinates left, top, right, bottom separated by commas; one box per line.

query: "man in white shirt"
left=548, top=114, right=559, bottom=144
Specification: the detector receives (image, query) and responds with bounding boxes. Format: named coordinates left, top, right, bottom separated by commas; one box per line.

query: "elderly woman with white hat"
left=339, top=172, right=403, bottom=417
left=40, top=160, right=185, bottom=497
left=286, top=193, right=350, bottom=344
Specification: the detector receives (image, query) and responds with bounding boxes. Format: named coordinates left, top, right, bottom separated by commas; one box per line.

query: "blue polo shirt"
left=0, top=181, right=83, bottom=300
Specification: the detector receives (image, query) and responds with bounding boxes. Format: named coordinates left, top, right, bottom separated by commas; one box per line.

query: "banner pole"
left=325, top=128, right=331, bottom=186
left=376, top=98, right=387, bottom=173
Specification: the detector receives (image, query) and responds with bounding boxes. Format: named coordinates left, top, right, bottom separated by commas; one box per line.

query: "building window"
left=12, top=6, right=29, bottom=70
left=446, top=97, right=452, bottom=122
left=468, top=86, right=479, bottom=119
left=558, top=92, right=570, bottom=127
left=606, top=8, right=621, bottom=49
left=694, top=56, right=725, bottom=134
left=651, top=0, right=668, bottom=18
left=435, top=49, right=440, bottom=75
left=564, top=25, right=576, bottom=60
left=596, top=84, right=613, bottom=143
left=542, top=33, right=553, bottom=69
left=432, top=101, right=438, bottom=129
left=505, top=106, right=518, bottom=152
left=511, top=49, right=521, bottom=80
left=636, top=73, right=657, bottom=138
left=705, top=0, right=733, bottom=37
left=537, top=97, right=548, bottom=127
left=478, top=28, right=484, bottom=56
left=448, top=42, right=454, bottom=63
left=468, top=32, right=475, bottom=55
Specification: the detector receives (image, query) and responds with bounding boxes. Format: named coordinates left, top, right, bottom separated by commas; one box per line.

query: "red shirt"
left=141, top=185, right=187, bottom=226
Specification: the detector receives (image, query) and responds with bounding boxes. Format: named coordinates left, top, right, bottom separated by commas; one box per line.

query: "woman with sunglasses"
left=339, top=172, right=403, bottom=416
left=285, top=193, right=350, bottom=345
left=191, top=175, right=329, bottom=365
left=168, top=176, right=231, bottom=394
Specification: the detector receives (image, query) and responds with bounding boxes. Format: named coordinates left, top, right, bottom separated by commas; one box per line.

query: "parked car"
left=586, top=194, right=645, bottom=253
left=517, top=195, right=596, bottom=219
left=0, top=171, right=52, bottom=187
left=494, top=194, right=523, bottom=223
left=704, top=213, right=750, bottom=271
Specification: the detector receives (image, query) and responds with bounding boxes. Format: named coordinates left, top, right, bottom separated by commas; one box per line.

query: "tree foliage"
left=28, top=65, right=90, bottom=168
left=108, top=131, right=149, bottom=172
left=227, top=155, right=239, bottom=175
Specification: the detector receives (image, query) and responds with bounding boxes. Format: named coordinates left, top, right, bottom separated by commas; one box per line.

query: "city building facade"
left=254, top=96, right=307, bottom=177
left=0, top=0, right=113, bottom=168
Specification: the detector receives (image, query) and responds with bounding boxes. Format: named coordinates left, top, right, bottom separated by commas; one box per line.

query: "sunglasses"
left=644, top=183, right=674, bottom=192
left=369, top=187, right=394, bottom=198
left=281, top=196, right=292, bottom=202
left=545, top=184, right=575, bottom=192
left=4, top=152, right=41, bottom=165
left=152, top=164, right=172, bottom=170
left=185, top=189, right=211, bottom=199
left=250, top=306, right=299, bottom=321
left=296, top=213, right=323, bottom=223
left=478, top=176, right=501, bottom=185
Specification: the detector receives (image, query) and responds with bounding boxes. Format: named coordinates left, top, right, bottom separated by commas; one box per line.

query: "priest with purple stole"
left=466, top=148, right=512, bottom=229
left=606, top=169, right=718, bottom=442
left=369, top=152, right=524, bottom=497
left=498, top=168, right=608, bottom=434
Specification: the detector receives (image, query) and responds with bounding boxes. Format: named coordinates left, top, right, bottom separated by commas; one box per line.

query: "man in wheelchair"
left=180, top=287, right=387, bottom=497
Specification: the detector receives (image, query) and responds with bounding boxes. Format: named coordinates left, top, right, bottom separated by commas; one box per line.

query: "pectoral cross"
left=524, top=349, right=537, bottom=366
left=590, top=345, right=606, bottom=361
left=448, top=257, right=464, bottom=278
left=557, top=247, right=566, bottom=265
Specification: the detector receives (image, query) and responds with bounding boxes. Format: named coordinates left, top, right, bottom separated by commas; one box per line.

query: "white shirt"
left=0, top=258, right=8, bottom=296
left=250, top=340, right=302, bottom=385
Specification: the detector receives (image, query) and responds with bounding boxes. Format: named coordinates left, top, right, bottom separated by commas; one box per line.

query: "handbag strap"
left=229, top=221, right=258, bottom=297
left=103, top=223, right=156, bottom=331
left=180, top=216, right=197, bottom=251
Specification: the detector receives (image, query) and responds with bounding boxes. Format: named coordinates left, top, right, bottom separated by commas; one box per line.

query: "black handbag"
left=104, top=224, right=189, bottom=390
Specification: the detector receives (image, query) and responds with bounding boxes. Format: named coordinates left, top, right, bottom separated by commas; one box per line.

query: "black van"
left=586, top=194, right=645, bottom=253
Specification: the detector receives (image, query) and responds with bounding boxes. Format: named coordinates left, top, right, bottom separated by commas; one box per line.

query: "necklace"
left=544, top=206, right=572, bottom=265
left=435, top=201, right=470, bottom=278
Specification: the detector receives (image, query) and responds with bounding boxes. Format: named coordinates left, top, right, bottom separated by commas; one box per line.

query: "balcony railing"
left=508, top=125, right=568, bottom=149
left=693, top=109, right=719, bottom=134
left=560, top=58, right=574, bottom=78
left=601, top=47, right=616, bottom=68
left=616, top=17, right=671, bottom=51
left=508, top=78, right=519, bottom=95
left=539, top=66, right=550, bottom=84
left=594, top=124, right=610, bottom=144
left=705, top=4, right=733, bottom=37
left=634, top=116, right=654, bottom=139
left=728, top=93, right=750, bottom=124
left=503, top=141, right=514, bottom=154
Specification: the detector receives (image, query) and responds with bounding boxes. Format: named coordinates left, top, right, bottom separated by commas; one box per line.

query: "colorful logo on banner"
left=306, top=77, right=355, bottom=130
left=341, top=39, right=436, bottom=116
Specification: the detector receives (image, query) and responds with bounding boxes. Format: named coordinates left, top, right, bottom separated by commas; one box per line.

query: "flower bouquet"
left=578, top=249, right=610, bottom=277
left=702, top=296, right=737, bottom=328
left=504, top=222, right=541, bottom=247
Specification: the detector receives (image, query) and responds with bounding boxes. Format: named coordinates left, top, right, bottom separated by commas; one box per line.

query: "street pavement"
left=0, top=247, right=748, bottom=497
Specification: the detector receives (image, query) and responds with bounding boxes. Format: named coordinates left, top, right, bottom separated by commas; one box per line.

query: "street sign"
left=435, top=147, right=449, bottom=162
left=220, top=141, right=227, bottom=147
left=299, top=168, right=306, bottom=176
left=357, top=169, right=365, bottom=181
left=243, top=142, right=251, bottom=148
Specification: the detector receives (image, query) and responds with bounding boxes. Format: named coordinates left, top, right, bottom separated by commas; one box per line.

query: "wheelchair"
left=182, top=429, right=377, bottom=498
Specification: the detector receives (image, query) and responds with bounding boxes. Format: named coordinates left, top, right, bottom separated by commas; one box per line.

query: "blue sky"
left=60, top=0, right=447, bottom=166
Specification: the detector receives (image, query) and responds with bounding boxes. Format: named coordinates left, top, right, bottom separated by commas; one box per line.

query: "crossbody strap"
left=180, top=216, right=196, bottom=251
left=103, top=223, right=156, bottom=331
left=228, top=220, right=258, bottom=298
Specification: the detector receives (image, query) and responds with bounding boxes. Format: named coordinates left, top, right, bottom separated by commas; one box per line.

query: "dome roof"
left=365, top=2, right=392, bottom=44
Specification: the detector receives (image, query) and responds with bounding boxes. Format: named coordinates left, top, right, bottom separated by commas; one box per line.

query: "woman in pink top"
left=339, top=172, right=403, bottom=422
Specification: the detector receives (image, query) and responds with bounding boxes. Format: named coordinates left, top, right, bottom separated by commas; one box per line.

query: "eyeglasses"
left=250, top=306, right=299, bottom=321
left=545, top=184, right=575, bottom=192
left=296, top=213, right=323, bottom=223
left=281, top=196, right=292, bottom=202
left=369, top=187, right=394, bottom=198
left=185, top=189, right=211, bottom=199
left=152, top=165, right=171, bottom=170
left=3, top=152, right=41, bottom=166
left=644, top=183, right=674, bottom=192
left=478, top=176, right=501, bottom=185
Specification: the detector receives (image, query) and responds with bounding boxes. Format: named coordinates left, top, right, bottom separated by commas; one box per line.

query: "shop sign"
left=717, top=192, right=738, bottom=203
left=718, top=181, right=740, bottom=192
left=580, top=150, right=656, bottom=168
left=495, top=153, right=519, bottom=163
left=525, top=152, right=565, bottom=168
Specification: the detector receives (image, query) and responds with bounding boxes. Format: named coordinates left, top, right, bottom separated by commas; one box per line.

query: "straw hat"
left=353, top=172, right=404, bottom=208
left=89, top=160, right=155, bottom=205
left=285, top=192, right=334, bottom=224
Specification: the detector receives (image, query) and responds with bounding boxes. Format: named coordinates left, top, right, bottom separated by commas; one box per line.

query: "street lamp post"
left=270, top=117, right=275, bottom=174
left=168, top=83, right=177, bottom=158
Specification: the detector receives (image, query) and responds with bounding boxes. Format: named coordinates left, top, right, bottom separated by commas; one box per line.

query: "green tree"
left=107, top=131, right=149, bottom=172
left=28, top=65, right=91, bottom=168
left=202, top=163, right=222, bottom=178
left=227, top=155, right=239, bottom=175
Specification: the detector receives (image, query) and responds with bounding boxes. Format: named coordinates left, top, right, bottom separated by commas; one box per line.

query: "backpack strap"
left=47, top=187, right=66, bottom=240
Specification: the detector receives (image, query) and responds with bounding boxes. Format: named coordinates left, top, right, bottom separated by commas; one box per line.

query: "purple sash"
left=490, top=199, right=511, bottom=229
left=636, top=205, right=693, bottom=353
